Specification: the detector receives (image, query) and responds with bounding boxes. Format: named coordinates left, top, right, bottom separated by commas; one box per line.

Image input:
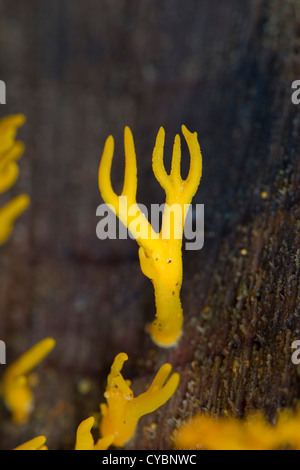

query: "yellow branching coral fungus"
left=99, top=352, right=180, bottom=447
left=14, top=436, right=47, bottom=451
left=75, top=417, right=114, bottom=450
left=2, top=338, right=56, bottom=423
left=0, top=114, right=30, bottom=245
left=99, top=126, right=202, bottom=347
left=174, top=409, right=300, bottom=451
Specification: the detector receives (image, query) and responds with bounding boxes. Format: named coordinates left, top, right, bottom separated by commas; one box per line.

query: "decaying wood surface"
left=0, top=0, right=299, bottom=450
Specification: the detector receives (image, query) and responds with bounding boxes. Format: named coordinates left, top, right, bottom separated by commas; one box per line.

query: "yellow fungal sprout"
left=14, top=436, right=47, bottom=451
left=75, top=417, right=114, bottom=450
left=174, top=409, right=300, bottom=450
left=15, top=418, right=113, bottom=451
left=99, top=126, right=202, bottom=347
left=0, top=114, right=30, bottom=245
left=2, top=338, right=56, bottom=423
left=100, top=352, right=180, bottom=447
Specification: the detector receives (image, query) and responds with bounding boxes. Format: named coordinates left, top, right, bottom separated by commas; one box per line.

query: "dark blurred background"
left=0, top=0, right=299, bottom=450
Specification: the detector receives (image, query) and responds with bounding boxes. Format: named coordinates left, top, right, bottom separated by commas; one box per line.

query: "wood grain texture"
left=0, top=0, right=299, bottom=450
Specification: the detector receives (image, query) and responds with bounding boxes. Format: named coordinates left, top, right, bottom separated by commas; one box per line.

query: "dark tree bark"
left=0, top=0, right=299, bottom=450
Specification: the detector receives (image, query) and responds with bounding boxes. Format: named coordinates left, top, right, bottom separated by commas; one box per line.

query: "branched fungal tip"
left=99, top=125, right=202, bottom=347
left=99, top=352, right=180, bottom=447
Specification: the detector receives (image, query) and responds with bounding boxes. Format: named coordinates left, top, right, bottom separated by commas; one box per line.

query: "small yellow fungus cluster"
left=174, top=409, right=300, bottom=450
left=99, top=352, right=179, bottom=447
left=99, top=126, right=202, bottom=347
left=9, top=350, right=178, bottom=450
left=3, top=122, right=183, bottom=450
left=16, top=407, right=300, bottom=451
left=15, top=418, right=113, bottom=451
left=2, top=338, right=55, bottom=423
left=16, top=417, right=113, bottom=451
left=0, top=114, right=30, bottom=245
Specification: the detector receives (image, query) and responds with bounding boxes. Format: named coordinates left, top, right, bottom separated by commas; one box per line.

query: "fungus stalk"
left=98, top=125, right=202, bottom=347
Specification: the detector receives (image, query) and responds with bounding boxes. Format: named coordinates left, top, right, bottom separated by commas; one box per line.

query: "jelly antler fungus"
left=75, top=417, right=114, bottom=450
left=99, top=352, right=180, bottom=447
left=173, top=408, right=300, bottom=451
left=14, top=419, right=113, bottom=451
left=98, top=126, right=202, bottom=347
left=0, top=114, right=30, bottom=245
left=2, top=338, right=56, bottom=423
left=14, top=436, right=47, bottom=451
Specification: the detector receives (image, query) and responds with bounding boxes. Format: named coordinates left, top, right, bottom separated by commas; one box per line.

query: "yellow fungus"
left=14, top=436, right=47, bottom=451
left=2, top=338, right=56, bottom=423
left=15, top=417, right=114, bottom=451
left=77, top=378, right=92, bottom=395
left=98, top=126, right=202, bottom=347
left=99, top=352, right=180, bottom=447
left=75, top=417, right=114, bottom=450
left=0, top=195, right=30, bottom=245
left=174, top=408, right=300, bottom=450
left=0, top=114, right=30, bottom=245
